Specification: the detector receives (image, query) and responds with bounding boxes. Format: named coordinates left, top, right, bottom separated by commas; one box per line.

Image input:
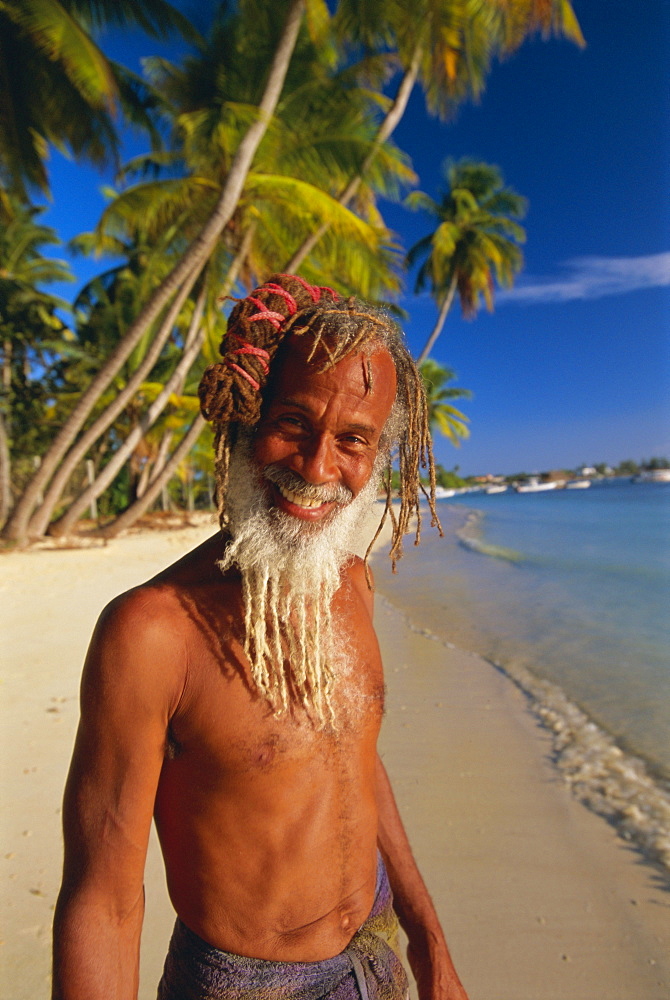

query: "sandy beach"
left=2, top=519, right=669, bottom=999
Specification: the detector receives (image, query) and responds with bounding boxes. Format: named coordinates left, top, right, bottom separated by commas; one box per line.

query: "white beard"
left=218, top=437, right=382, bottom=725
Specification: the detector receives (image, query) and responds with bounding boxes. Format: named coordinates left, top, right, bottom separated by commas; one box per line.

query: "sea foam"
left=384, top=595, right=670, bottom=878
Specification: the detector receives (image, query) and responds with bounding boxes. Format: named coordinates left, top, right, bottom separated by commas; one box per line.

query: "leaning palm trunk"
left=93, top=223, right=256, bottom=537
left=35, top=220, right=257, bottom=536
left=0, top=411, right=11, bottom=528
left=144, top=429, right=174, bottom=493
left=99, top=414, right=207, bottom=539
left=50, top=284, right=208, bottom=536
left=28, top=263, right=202, bottom=538
left=416, top=272, right=458, bottom=365
left=283, top=42, right=422, bottom=273
left=2, top=0, right=306, bottom=545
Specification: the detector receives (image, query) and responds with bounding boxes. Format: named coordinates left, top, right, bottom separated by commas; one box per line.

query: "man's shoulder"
left=343, top=554, right=375, bottom=617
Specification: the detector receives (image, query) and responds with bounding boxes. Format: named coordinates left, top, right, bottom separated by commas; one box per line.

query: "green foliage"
left=408, top=157, right=527, bottom=327
left=0, top=196, right=75, bottom=491
left=0, top=1, right=586, bottom=527
left=434, top=463, right=466, bottom=489
left=121, top=1, right=411, bottom=299
left=615, top=459, right=639, bottom=476
left=419, top=357, right=471, bottom=446
left=0, top=0, right=197, bottom=198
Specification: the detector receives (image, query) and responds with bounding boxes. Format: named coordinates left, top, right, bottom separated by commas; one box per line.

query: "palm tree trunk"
left=27, top=263, right=202, bottom=538
left=416, top=272, right=458, bottom=365
left=98, top=414, right=207, bottom=539
left=135, top=453, right=153, bottom=500
left=28, top=216, right=257, bottom=538
left=0, top=410, right=11, bottom=529
left=283, top=41, right=423, bottom=273
left=2, top=0, right=306, bottom=545
left=51, top=226, right=255, bottom=535
left=146, top=428, right=174, bottom=487
left=49, top=284, right=208, bottom=536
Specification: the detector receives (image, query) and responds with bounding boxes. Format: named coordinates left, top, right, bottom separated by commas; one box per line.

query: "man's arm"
left=376, top=755, right=469, bottom=1000
left=52, top=589, right=185, bottom=1000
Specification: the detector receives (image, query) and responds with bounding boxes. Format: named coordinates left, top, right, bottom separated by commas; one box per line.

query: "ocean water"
left=371, top=479, right=670, bottom=870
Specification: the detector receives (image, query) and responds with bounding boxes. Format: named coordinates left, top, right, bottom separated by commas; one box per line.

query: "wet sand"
left=1, top=519, right=669, bottom=999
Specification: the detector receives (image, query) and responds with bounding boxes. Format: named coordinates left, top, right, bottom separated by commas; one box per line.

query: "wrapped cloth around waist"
left=157, top=853, right=409, bottom=1000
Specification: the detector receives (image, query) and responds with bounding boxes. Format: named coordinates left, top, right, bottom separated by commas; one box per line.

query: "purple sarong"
left=157, top=854, right=409, bottom=999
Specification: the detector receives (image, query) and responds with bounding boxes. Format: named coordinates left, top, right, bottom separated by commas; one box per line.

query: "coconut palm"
left=408, top=159, right=527, bottom=364
left=32, top=3, right=414, bottom=537
left=283, top=0, right=584, bottom=272
left=120, top=3, right=411, bottom=299
left=3, top=0, right=310, bottom=543
left=49, top=280, right=210, bottom=535
left=0, top=198, right=74, bottom=525
left=0, top=0, right=196, bottom=198
left=24, top=219, right=189, bottom=535
left=420, top=358, right=471, bottom=446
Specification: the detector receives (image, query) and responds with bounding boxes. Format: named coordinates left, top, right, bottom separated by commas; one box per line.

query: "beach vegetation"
left=0, top=0, right=197, bottom=200
left=420, top=358, right=471, bottom=446
left=0, top=195, right=74, bottom=528
left=407, top=158, right=527, bottom=364
left=285, top=0, right=584, bottom=272
left=615, top=459, right=639, bottom=477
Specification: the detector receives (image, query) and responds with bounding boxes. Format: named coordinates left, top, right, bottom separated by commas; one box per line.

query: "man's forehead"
left=268, top=336, right=396, bottom=400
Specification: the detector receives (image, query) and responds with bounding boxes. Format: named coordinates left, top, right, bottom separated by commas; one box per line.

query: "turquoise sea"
left=372, top=479, right=670, bottom=869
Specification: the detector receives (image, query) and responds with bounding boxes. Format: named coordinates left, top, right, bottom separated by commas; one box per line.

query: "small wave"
left=381, top=596, right=670, bottom=878
left=499, top=660, right=670, bottom=875
left=455, top=509, right=523, bottom=563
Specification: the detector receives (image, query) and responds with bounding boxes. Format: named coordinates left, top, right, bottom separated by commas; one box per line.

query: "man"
left=52, top=274, right=469, bottom=1000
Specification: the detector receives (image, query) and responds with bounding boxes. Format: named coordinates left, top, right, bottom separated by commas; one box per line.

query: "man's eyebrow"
left=275, top=397, right=377, bottom=435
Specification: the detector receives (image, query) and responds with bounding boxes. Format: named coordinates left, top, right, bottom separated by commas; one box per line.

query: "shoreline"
left=372, top=500, right=670, bottom=876
left=374, top=588, right=670, bottom=999
left=2, top=519, right=669, bottom=999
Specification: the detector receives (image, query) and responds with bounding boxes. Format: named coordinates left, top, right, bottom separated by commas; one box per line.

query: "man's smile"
left=274, top=480, right=329, bottom=509
left=262, top=463, right=353, bottom=520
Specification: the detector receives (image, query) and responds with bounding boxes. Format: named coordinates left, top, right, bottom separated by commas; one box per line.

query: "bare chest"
left=163, top=580, right=385, bottom=780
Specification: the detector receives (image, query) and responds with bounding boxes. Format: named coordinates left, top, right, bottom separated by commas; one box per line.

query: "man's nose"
left=296, top=434, right=339, bottom=485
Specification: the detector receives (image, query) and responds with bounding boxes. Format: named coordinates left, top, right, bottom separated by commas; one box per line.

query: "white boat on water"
left=485, top=484, right=508, bottom=494
left=566, top=479, right=591, bottom=489
left=514, top=477, right=559, bottom=493
left=632, top=469, right=670, bottom=483
left=434, top=486, right=456, bottom=498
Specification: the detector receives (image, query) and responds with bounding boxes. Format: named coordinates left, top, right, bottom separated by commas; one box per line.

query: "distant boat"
left=485, top=484, right=508, bottom=494
left=565, top=479, right=591, bottom=489
left=514, top=477, right=559, bottom=493
left=631, top=469, right=670, bottom=483
left=434, top=486, right=456, bottom=498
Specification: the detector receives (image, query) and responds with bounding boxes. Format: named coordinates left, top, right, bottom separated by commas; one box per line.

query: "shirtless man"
left=52, top=274, right=469, bottom=1000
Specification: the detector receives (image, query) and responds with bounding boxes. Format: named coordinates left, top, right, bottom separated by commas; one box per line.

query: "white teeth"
left=277, top=484, right=324, bottom=508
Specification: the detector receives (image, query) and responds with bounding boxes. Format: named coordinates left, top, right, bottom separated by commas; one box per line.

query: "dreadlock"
left=198, top=272, right=442, bottom=578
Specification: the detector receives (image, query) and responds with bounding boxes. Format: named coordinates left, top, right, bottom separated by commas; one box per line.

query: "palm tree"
left=25, top=218, right=201, bottom=536
left=0, top=197, right=74, bottom=526
left=283, top=0, right=584, bottom=273
left=420, top=358, right=471, bottom=446
left=122, top=4, right=411, bottom=299
left=25, top=1, right=412, bottom=538
left=408, top=159, right=527, bottom=364
left=3, top=0, right=309, bottom=544
left=0, top=0, right=196, bottom=198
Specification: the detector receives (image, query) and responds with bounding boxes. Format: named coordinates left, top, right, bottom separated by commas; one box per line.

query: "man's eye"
left=278, top=416, right=306, bottom=430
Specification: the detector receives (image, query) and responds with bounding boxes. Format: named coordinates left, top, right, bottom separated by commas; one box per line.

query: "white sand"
left=1, top=521, right=669, bottom=999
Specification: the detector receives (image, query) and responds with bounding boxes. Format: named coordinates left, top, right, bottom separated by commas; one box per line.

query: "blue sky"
left=38, top=1, right=669, bottom=477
